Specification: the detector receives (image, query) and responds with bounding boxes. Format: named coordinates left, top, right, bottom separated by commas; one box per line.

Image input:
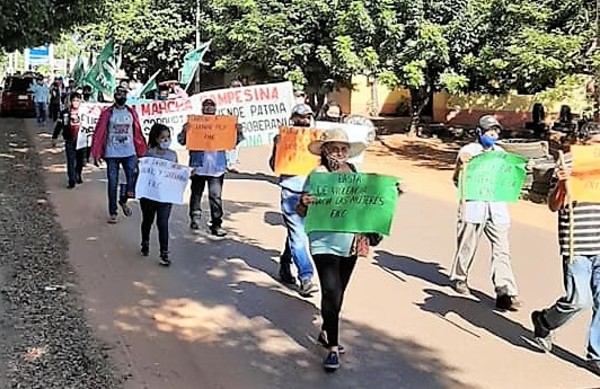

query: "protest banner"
left=570, top=145, right=600, bottom=202
left=304, top=173, right=399, bottom=235
left=314, top=121, right=375, bottom=164
left=274, top=127, right=322, bottom=176
left=77, top=103, right=109, bottom=150
left=77, top=99, right=192, bottom=151
left=186, top=115, right=238, bottom=151
left=190, top=81, right=295, bottom=148
left=135, top=157, right=190, bottom=205
left=459, top=151, right=527, bottom=202
left=79, top=81, right=294, bottom=150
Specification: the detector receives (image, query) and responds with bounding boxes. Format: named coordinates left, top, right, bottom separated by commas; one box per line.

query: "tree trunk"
left=408, top=87, right=431, bottom=138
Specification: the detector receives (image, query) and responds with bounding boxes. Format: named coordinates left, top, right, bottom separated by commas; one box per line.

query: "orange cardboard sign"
left=186, top=115, right=237, bottom=151
left=274, top=126, right=323, bottom=176
left=570, top=145, right=600, bottom=202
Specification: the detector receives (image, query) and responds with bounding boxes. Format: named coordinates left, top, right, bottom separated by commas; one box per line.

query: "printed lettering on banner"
left=571, top=145, right=600, bottom=202
left=186, top=115, right=238, bottom=151
left=314, top=121, right=374, bottom=164
left=131, top=98, right=192, bottom=150
left=135, top=157, right=190, bottom=204
left=190, top=82, right=295, bottom=148
left=274, top=127, right=322, bottom=176
left=77, top=103, right=109, bottom=150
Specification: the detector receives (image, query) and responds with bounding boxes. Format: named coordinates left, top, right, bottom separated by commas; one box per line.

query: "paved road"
left=28, top=120, right=599, bottom=388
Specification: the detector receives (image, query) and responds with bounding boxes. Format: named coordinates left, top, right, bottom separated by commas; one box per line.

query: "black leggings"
left=140, top=198, right=172, bottom=253
left=314, top=254, right=358, bottom=347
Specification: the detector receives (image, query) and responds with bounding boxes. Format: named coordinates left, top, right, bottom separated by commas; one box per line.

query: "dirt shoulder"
left=0, top=118, right=121, bottom=388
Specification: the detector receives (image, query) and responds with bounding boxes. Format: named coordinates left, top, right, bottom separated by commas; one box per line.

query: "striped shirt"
left=554, top=154, right=600, bottom=256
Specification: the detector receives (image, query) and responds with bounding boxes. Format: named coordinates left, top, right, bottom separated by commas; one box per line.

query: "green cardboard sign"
left=459, top=151, right=527, bottom=202
left=304, top=173, right=399, bottom=235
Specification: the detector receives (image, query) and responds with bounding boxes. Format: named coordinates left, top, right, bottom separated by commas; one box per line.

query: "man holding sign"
left=178, top=98, right=239, bottom=236
left=450, top=115, right=521, bottom=312
left=268, top=104, right=320, bottom=297
left=532, top=124, right=600, bottom=375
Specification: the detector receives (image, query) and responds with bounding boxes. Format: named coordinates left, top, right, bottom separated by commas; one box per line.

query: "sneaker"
left=67, top=183, right=76, bottom=189
left=140, top=241, right=149, bottom=257
left=278, top=264, right=296, bottom=285
left=323, top=351, right=340, bottom=372
left=496, top=294, right=522, bottom=311
left=159, top=252, right=171, bottom=267
left=107, top=215, right=118, bottom=224
left=76, top=176, right=83, bottom=184
left=298, top=279, right=318, bottom=297
left=587, top=360, right=600, bottom=376
left=453, top=280, right=470, bottom=295
left=531, top=310, right=553, bottom=352
left=210, top=226, right=227, bottom=237
left=119, top=201, right=132, bottom=217
left=190, top=218, right=200, bottom=230
left=318, top=331, right=346, bottom=355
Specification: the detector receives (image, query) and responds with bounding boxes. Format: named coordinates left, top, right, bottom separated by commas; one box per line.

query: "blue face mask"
left=159, top=139, right=171, bottom=150
left=480, top=134, right=497, bottom=148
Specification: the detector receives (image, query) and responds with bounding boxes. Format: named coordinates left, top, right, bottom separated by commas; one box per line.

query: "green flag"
left=180, top=40, right=211, bottom=89
left=84, top=38, right=117, bottom=96
left=72, top=56, right=85, bottom=87
left=458, top=151, right=528, bottom=202
left=134, top=70, right=161, bottom=98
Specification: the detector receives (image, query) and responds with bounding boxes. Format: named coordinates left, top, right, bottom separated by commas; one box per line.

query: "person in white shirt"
left=450, top=115, right=521, bottom=311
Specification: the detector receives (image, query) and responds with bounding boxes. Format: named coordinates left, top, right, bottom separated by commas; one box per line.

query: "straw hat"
left=308, top=128, right=367, bottom=158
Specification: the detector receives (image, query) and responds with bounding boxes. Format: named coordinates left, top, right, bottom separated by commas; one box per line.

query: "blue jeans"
left=34, top=102, right=46, bottom=123
left=280, top=188, right=313, bottom=282
left=544, top=255, right=600, bottom=360
left=106, top=156, right=137, bottom=216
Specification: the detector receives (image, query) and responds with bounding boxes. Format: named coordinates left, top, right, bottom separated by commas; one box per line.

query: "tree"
left=0, top=0, right=105, bottom=51
left=205, top=0, right=377, bottom=110
left=77, top=0, right=196, bottom=80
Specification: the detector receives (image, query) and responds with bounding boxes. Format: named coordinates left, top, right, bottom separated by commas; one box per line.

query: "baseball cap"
left=478, top=115, right=502, bottom=131
left=291, top=104, right=313, bottom=117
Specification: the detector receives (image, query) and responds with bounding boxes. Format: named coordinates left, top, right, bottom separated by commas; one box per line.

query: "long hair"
left=148, top=123, right=171, bottom=149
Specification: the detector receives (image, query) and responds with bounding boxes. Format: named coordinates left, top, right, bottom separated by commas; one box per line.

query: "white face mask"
left=159, top=139, right=171, bottom=150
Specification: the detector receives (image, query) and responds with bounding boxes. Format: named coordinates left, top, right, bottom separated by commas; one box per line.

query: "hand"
left=93, top=157, right=103, bottom=167
left=190, top=168, right=197, bottom=176
left=458, top=152, right=472, bottom=163
left=300, top=193, right=315, bottom=206
left=396, top=182, right=407, bottom=194
left=556, top=166, right=570, bottom=182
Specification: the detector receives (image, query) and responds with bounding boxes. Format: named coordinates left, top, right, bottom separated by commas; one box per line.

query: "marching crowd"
left=41, top=81, right=600, bottom=375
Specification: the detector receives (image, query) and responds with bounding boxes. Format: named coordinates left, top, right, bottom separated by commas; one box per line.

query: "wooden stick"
left=558, top=150, right=574, bottom=263
left=460, top=162, right=467, bottom=219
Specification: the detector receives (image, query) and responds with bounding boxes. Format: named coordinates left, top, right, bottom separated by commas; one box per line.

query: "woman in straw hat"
left=296, top=129, right=371, bottom=372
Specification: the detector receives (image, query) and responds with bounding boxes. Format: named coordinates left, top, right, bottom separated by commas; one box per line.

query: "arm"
left=177, top=123, right=188, bottom=146
left=130, top=108, right=148, bottom=157
left=268, top=135, right=279, bottom=172
left=90, top=108, right=110, bottom=160
left=52, top=114, right=63, bottom=140
left=548, top=167, right=568, bottom=212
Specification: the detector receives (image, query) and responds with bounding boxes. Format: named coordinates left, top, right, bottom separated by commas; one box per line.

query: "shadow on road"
left=31, top=122, right=478, bottom=389
left=370, top=137, right=459, bottom=171
left=370, top=251, right=588, bottom=374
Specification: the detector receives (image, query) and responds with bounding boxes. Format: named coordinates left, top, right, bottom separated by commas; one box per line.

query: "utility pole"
left=194, top=0, right=201, bottom=94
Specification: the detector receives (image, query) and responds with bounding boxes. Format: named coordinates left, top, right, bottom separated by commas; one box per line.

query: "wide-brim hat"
left=308, top=128, right=367, bottom=158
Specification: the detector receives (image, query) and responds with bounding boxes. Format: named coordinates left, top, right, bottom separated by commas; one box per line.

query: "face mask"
left=323, top=149, right=344, bottom=171
left=158, top=95, right=168, bottom=101
left=480, top=134, right=497, bottom=148
left=115, top=96, right=126, bottom=106
left=159, top=139, right=171, bottom=150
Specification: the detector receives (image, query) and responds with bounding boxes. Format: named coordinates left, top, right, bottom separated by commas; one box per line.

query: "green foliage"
left=0, top=0, right=105, bottom=51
